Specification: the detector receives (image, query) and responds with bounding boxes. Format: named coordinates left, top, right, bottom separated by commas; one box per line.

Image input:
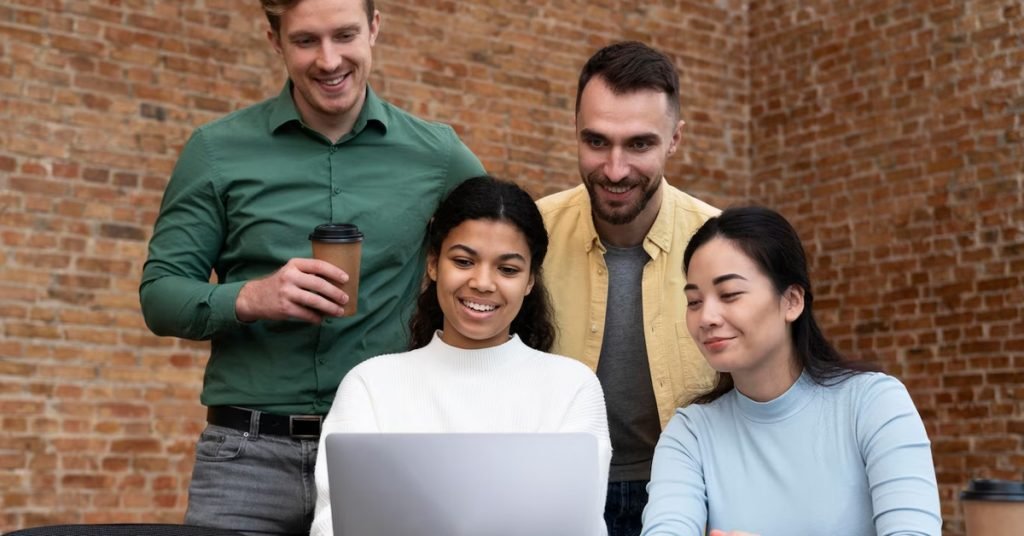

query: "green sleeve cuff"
left=208, top=280, right=248, bottom=330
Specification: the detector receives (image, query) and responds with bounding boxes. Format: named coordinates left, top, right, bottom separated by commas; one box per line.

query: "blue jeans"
left=604, top=480, right=649, bottom=536
left=184, top=424, right=319, bottom=536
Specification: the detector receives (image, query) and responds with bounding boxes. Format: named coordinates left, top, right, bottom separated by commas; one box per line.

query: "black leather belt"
left=207, top=406, right=323, bottom=439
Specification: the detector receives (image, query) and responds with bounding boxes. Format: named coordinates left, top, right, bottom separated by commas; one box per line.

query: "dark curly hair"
left=409, top=176, right=555, bottom=352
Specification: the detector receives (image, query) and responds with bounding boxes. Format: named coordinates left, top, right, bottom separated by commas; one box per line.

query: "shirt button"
left=333, top=187, right=342, bottom=195
left=329, top=146, right=337, bottom=153
left=590, top=324, right=598, bottom=333
left=597, top=268, right=605, bottom=275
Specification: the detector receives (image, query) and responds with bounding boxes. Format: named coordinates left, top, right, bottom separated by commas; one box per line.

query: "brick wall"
left=1, top=2, right=279, bottom=528
left=0, top=0, right=748, bottom=530
left=749, top=1, right=1024, bottom=533
left=0, top=0, right=1019, bottom=534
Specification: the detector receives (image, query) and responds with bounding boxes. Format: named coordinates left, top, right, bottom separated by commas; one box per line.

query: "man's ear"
left=368, top=9, right=381, bottom=47
left=267, top=28, right=283, bottom=55
left=782, top=284, right=805, bottom=322
left=667, top=118, right=685, bottom=155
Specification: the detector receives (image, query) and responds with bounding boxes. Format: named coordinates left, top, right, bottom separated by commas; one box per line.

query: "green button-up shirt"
left=140, top=83, right=485, bottom=414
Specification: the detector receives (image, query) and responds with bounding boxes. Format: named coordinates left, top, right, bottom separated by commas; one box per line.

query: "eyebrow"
left=287, top=24, right=361, bottom=40
left=628, top=133, right=661, bottom=146
left=713, top=273, right=748, bottom=285
left=447, top=244, right=527, bottom=263
left=579, top=128, right=661, bottom=145
left=683, top=273, right=748, bottom=291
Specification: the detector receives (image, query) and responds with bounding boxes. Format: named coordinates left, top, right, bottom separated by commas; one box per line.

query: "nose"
left=698, top=299, right=723, bottom=330
left=603, top=147, right=630, bottom=183
left=315, top=42, right=342, bottom=72
left=469, top=267, right=496, bottom=293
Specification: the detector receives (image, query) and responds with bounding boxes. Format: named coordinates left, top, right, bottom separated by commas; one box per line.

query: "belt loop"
left=248, top=408, right=261, bottom=439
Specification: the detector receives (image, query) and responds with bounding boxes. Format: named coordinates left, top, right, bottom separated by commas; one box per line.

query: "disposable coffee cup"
left=309, top=223, right=363, bottom=317
left=961, top=479, right=1024, bottom=536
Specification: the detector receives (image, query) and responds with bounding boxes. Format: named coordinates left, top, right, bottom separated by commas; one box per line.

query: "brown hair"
left=260, top=0, right=375, bottom=33
left=575, top=41, right=681, bottom=120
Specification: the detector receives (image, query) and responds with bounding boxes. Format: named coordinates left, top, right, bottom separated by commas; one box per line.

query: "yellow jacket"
left=537, top=181, right=719, bottom=428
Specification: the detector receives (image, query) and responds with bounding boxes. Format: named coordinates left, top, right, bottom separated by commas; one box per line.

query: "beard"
left=584, top=172, right=660, bottom=225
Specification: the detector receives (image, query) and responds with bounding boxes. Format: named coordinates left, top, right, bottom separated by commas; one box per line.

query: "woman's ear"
left=782, top=284, right=805, bottom=322
left=427, top=254, right=438, bottom=282
left=525, top=273, right=535, bottom=296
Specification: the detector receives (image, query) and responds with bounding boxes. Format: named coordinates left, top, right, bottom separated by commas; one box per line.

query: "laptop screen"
left=326, top=432, right=604, bottom=536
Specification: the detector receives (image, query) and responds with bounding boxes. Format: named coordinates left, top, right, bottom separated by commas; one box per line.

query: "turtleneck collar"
left=733, top=370, right=817, bottom=423
left=424, top=331, right=528, bottom=363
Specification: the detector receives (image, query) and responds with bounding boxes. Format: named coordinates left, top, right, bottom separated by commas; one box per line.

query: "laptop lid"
left=326, top=432, right=601, bottom=536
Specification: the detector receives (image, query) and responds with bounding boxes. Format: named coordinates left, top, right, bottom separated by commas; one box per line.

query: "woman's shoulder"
left=832, top=370, right=909, bottom=399
left=822, top=371, right=921, bottom=422
left=662, top=395, right=736, bottom=445
left=522, top=346, right=600, bottom=381
left=675, top=391, right=735, bottom=423
left=345, top=347, right=424, bottom=378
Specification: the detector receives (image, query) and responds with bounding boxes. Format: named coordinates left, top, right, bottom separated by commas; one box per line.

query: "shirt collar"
left=581, top=178, right=674, bottom=259
left=268, top=81, right=389, bottom=136
left=642, top=178, right=675, bottom=257
left=577, top=189, right=602, bottom=254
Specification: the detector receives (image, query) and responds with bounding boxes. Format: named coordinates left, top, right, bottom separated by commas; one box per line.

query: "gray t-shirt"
left=597, top=242, right=662, bottom=482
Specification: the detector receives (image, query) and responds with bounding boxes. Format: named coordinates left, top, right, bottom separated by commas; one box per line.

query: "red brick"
left=110, top=439, right=162, bottom=455
left=62, top=474, right=114, bottom=489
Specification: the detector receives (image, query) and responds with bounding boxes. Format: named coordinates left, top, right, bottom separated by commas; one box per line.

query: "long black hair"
left=408, top=176, right=555, bottom=352
left=683, top=206, right=876, bottom=404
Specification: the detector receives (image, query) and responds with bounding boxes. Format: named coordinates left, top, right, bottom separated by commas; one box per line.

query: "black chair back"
left=4, top=524, right=245, bottom=536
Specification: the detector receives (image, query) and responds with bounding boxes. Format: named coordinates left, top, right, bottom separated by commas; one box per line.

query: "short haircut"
left=260, top=0, right=375, bottom=33
left=575, top=41, right=681, bottom=119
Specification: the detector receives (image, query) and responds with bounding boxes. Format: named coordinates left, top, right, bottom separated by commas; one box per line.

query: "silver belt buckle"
left=289, top=415, right=322, bottom=439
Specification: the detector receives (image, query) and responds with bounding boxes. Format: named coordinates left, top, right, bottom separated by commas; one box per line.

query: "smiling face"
left=576, top=76, right=683, bottom=239
left=268, top=0, right=379, bottom=139
left=428, top=219, right=535, bottom=350
left=684, top=237, right=804, bottom=392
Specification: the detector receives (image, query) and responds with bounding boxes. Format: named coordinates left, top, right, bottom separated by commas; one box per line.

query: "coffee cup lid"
left=960, top=479, right=1024, bottom=502
left=309, top=223, right=363, bottom=243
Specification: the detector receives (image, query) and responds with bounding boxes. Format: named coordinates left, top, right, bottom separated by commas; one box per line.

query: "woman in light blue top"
left=641, top=207, right=941, bottom=536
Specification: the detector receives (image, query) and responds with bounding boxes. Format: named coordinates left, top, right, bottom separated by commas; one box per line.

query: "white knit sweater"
left=310, top=332, right=611, bottom=536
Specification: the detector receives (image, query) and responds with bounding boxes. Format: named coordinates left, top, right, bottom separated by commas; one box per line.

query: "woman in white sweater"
left=311, top=176, right=611, bottom=536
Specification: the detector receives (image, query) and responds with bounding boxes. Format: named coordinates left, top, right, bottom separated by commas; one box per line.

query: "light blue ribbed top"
left=642, top=371, right=941, bottom=536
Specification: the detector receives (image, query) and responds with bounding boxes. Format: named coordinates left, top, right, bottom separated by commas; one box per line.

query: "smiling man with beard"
left=537, top=41, right=719, bottom=536
left=139, top=0, right=484, bottom=533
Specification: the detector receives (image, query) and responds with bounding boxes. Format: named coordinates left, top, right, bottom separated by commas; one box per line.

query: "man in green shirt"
left=139, top=0, right=484, bottom=533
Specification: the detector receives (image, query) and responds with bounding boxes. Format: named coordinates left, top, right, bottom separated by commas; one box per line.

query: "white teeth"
left=604, top=185, right=630, bottom=193
left=462, top=300, right=496, bottom=312
left=320, top=76, right=344, bottom=86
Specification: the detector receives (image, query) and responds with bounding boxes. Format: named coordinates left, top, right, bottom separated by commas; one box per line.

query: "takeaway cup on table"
left=960, top=478, right=1024, bottom=536
left=309, top=223, right=364, bottom=317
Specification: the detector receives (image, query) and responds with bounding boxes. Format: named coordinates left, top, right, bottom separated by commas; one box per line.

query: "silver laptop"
left=325, top=432, right=602, bottom=536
